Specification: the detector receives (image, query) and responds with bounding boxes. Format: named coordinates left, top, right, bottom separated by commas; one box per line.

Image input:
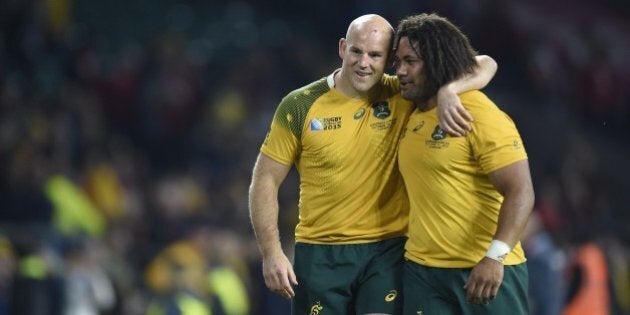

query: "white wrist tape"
left=485, top=239, right=511, bottom=263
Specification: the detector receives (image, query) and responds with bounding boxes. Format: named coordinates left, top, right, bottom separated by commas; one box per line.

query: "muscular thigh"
left=292, top=243, right=360, bottom=315
left=403, top=261, right=460, bottom=315
left=355, top=238, right=406, bottom=315
left=403, top=261, right=529, bottom=315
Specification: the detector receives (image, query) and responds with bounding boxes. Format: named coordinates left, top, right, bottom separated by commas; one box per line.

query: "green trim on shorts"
left=292, top=237, right=406, bottom=315
left=403, top=260, right=529, bottom=315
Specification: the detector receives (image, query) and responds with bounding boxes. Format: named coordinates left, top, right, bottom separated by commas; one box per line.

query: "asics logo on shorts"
left=385, top=289, right=398, bottom=302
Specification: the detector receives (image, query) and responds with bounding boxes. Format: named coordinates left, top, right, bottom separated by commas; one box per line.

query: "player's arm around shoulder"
left=436, top=55, right=498, bottom=137
left=249, top=153, right=298, bottom=299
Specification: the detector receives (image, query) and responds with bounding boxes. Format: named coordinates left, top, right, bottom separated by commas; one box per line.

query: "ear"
left=386, top=51, right=395, bottom=69
left=338, top=38, right=346, bottom=60
left=386, top=37, right=397, bottom=69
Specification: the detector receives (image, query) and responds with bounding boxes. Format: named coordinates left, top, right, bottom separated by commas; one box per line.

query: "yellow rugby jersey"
left=261, top=72, right=412, bottom=244
left=398, top=90, right=528, bottom=268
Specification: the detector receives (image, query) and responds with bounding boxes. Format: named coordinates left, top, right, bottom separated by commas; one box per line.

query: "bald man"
left=249, top=14, right=497, bottom=314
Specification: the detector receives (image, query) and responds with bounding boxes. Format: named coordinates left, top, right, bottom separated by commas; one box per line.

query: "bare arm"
left=249, top=152, right=297, bottom=299
left=464, top=159, right=534, bottom=304
left=488, top=159, right=535, bottom=247
left=436, top=55, right=498, bottom=136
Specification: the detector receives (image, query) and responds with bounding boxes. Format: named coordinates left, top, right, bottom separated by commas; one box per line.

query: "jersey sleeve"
left=260, top=93, right=307, bottom=166
left=466, top=92, right=528, bottom=174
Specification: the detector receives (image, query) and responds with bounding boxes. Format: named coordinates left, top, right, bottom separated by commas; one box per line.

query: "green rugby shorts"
left=292, top=237, right=406, bottom=315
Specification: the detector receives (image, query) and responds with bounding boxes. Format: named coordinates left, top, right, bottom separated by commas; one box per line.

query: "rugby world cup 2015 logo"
left=310, top=118, right=324, bottom=130
left=310, top=117, right=342, bottom=131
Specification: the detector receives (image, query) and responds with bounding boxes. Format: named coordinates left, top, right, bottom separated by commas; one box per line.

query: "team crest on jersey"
left=431, top=125, right=447, bottom=140
left=426, top=125, right=449, bottom=149
left=310, top=117, right=342, bottom=131
left=354, top=108, right=366, bottom=120
left=372, top=101, right=390, bottom=119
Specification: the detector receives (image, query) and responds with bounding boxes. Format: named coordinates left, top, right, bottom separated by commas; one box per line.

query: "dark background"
left=1, top=0, right=628, bottom=314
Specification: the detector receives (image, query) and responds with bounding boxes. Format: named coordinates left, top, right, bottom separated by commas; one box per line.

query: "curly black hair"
left=394, top=13, right=478, bottom=102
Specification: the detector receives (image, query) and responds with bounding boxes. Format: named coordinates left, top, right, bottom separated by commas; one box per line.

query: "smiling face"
left=336, top=15, right=393, bottom=98
left=393, top=14, right=480, bottom=104
left=394, top=36, right=426, bottom=102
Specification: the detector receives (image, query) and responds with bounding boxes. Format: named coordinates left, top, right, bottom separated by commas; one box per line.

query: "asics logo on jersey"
left=412, top=121, right=425, bottom=133
left=354, top=108, right=366, bottom=120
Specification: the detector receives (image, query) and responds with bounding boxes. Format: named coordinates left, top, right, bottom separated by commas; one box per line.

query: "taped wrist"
left=485, top=239, right=511, bottom=263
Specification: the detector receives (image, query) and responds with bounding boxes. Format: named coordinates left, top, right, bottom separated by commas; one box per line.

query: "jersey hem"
left=295, top=233, right=407, bottom=245
left=404, top=253, right=527, bottom=268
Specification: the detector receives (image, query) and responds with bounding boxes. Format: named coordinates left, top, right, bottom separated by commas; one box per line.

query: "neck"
left=415, top=97, right=437, bottom=112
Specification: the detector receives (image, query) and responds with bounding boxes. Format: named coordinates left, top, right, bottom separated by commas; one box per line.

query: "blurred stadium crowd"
left=0, top=0, right=628, bottom=314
